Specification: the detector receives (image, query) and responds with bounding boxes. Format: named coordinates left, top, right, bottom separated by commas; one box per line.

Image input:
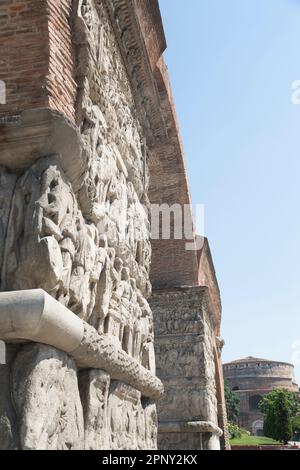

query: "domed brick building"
left=223, top=357, right=299, bottom=435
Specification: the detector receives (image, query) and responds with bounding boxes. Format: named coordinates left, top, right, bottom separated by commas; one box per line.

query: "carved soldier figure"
left=86, top=234, right=109, bottom=329
left=104, top=266, right=130, bottom=344
left=68, top=219, right=96, bottom=319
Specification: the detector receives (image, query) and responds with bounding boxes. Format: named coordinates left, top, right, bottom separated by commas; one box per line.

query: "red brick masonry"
left=0, top=0, right=76, bottom=121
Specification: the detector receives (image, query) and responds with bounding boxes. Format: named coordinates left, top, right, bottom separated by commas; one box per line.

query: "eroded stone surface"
left=151, top=287, right=221, bottom=450
left=108, top=381, right=157, bottom=450
left=0, top=0, right=228, bottom=451
left=0, top=345, right=19, bottom=450
left=79, top=369, right=110, bottom=450
left=0, top=0, right=160, bottom=451
left=73, top=324, right=163, bottom=399
left=12, top=344, right=84, bottom=450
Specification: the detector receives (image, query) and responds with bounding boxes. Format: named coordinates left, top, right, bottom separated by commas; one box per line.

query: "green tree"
left=291, top=415, right=300, bottom=441
left=224, top=379, right=240, bottom=423
left=259, top=389, right=300, bottom=444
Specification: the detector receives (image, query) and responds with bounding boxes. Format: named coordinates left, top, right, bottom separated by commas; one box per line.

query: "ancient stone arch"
left=252, top=420, right=264, bottom=436
left=0, top=0, right=227, bottom=450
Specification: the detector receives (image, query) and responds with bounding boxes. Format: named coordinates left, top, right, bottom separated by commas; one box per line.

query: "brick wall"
left=134, top=0, right=166, bottom=71
left=47, top=0, right=76, bottom=122
left=0, top=0, right=76, bottom=122
left=149, top=57, right=199, bottom=288
left=0, top=0, right=49, bottom=117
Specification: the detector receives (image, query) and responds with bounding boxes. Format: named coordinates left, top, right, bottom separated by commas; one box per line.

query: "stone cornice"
left=0, top=289, right=163, bottom=399
left=0, top=108, right=86, bottom=192
left=159, top=420, right=223, bottom=437
left=151, top=285, right=210, bottom=296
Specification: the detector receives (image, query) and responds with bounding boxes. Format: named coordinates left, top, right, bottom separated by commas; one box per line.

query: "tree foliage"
left=228, top=422, right=250, bottom=439
left=291, top=415, right=300, bottom=441
left=259, top=389, right=300, bottom=444
left=224, top=379, right=240, bottom=423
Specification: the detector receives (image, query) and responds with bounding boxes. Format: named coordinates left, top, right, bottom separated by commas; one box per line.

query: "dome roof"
left=224, top=356, right=294, bottom=367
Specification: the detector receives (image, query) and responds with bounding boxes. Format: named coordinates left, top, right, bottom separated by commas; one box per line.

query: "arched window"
left=252, top=420, right=264, bottom=436
left=249, top=394, right=263, bottom=411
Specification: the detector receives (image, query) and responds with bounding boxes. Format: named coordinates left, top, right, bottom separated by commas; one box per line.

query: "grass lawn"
left=230, top=436, right=281, bottom=446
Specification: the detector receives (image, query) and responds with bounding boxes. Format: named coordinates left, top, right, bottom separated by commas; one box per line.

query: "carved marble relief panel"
left=0, top=0, right=158, bottom=450
left=152, top=290, right=219, bottom=448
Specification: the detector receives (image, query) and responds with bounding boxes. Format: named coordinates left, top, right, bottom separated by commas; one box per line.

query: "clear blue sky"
left=160, top=0, right=300, bottom=383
